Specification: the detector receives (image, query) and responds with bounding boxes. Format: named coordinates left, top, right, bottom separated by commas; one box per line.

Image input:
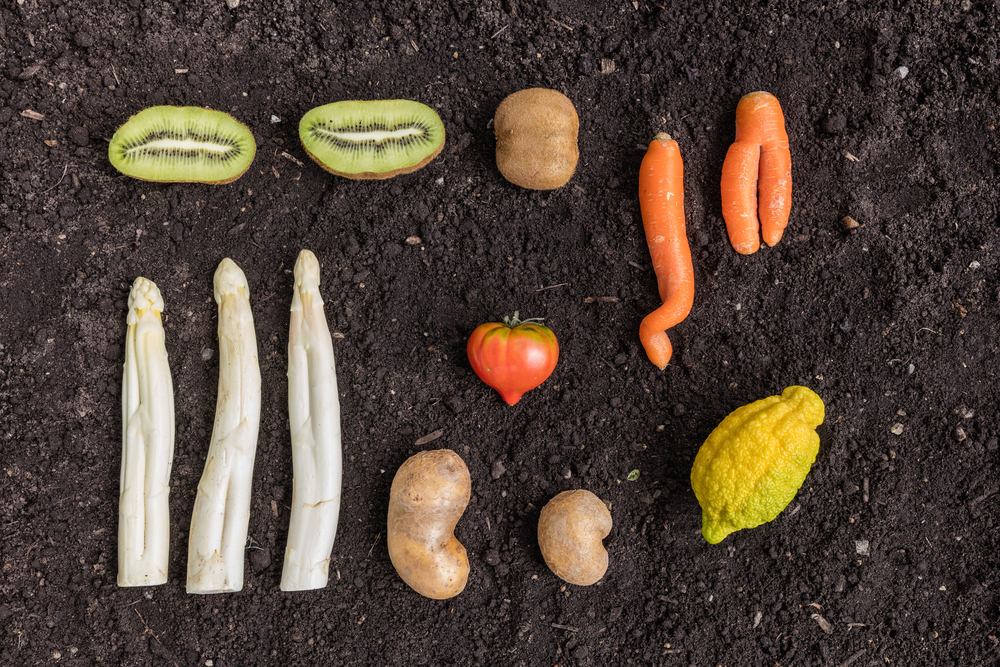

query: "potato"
left=537, top=489, right=612, bottom=586
left=387, top=449, right=471, bottom=599
left=494, top=88, right=579, bottom=190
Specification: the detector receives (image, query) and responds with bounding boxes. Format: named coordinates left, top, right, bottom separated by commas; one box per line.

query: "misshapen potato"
left=387, top=449, right=471, bottom=599
left=538, top=490, right=612, bottom=586
left=494, top=88, right=579, bottom=190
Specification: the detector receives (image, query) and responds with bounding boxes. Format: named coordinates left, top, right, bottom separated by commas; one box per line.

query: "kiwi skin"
left=494, top=88, right=579, bottom=190
left=108, top=106, right=256, bottom=185
left=299, top=100, right=446, bottom=180
left=302, top=136, right=444, bottom=181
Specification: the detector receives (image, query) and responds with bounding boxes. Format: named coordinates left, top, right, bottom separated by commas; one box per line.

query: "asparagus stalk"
left=118, top=277, right=175, bottom=587
left=187, top=258, right=262, bottom=594
left=280, top=249, right=343, bottom=591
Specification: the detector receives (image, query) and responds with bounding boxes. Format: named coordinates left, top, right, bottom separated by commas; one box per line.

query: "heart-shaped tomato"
left=467, top=313, right=559, bottom=405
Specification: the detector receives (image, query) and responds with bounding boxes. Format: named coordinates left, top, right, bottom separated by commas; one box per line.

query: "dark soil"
left=2, top=1, right=999, bottom=665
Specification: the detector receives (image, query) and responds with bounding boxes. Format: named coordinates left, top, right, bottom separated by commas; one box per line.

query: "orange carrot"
left=720, top=91, right=791, bottom=254
left=638, top=133, right=694, bottom=370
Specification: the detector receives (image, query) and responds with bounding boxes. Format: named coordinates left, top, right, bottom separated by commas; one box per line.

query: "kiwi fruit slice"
left=299, top=100, right=445, bottom=179
left=108, top=106, right=256, bottom=184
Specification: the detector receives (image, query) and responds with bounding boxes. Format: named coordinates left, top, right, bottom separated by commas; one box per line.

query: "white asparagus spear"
left=118, top=277, right=175, bottom=587
left=280, top=249, right=343, bottom=591
left=187, top=258, right=262, bottom=594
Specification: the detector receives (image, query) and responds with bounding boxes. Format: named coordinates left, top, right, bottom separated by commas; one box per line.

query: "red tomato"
left=467, top=314, right=559, bottom=405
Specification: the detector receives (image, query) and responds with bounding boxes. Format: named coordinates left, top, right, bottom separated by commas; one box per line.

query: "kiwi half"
left=108, top=106, right=256, bottom=184
left=299, top=100, right=445, bottom=179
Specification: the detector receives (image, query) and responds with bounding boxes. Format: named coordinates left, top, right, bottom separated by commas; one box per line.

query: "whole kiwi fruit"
left=494, top=88, right=579, bottom=190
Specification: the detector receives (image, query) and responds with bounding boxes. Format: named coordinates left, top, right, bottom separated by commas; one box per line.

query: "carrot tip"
left=652, top=132, right=672, bottom=142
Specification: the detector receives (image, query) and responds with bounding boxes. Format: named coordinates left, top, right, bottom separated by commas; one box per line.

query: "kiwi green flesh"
left=299, top=100, right=445, bottom=179
left=109, top=106, right=256, bottom=184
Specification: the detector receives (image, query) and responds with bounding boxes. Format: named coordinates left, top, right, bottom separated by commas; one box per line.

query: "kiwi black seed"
left=299, top=100, right=445, bottom=180
left=108, top=106, right=256, bottom=184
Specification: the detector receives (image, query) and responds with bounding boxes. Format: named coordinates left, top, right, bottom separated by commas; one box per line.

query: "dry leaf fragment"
left=841, top=215, right=860, bottom=231
left=44, top=139, right=58, bottom=147
left=415, top=429, right=444, bottom=446
left=811, top=613, right=834, bottom=635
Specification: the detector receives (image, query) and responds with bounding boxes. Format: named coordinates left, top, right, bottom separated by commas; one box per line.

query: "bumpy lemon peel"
left=691, top=386, right=825, bottom=544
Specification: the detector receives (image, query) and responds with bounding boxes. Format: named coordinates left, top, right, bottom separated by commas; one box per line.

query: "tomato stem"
left=501, top=311, right=546, bottom=328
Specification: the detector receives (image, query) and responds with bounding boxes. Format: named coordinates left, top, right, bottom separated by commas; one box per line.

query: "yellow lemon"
left=691, top=386, right=825, bottom=544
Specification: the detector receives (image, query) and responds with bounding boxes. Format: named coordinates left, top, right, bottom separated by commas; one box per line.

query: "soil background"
left=1, top=0, right=999, bottom=665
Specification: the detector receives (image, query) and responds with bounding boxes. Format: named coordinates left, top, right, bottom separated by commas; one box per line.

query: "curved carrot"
left=638, top=133, right=694, bottom=370
left=720, top=91, right=791, bottom=254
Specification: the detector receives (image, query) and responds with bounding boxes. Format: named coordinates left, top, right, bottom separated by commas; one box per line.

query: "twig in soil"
left=42, top=164, right=69, bottom=192
left=491, top=25, right=508, bottom=39
left=838, top=649, right=865, bottom=667
left=547, top=16, right=573, bottom=31
left=551, top=623, right=578, bottom=632
left=280, top=151, right=304, bottom=167
left=913, top=327, right=941, bottom=346
left=367, top=532, right=382, bottom=559
left=134, top=610, right=164, bottom=647
left=842, top=151, right=858, bottom=162
left=111, top=64, right=120, bottom=86
left=584, top=296, right=619, bottom=303
left=536, top=283, right=569, bottom=291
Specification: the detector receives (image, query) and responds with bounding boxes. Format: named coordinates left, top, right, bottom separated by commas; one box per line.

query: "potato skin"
left=387, top=449, right=471, bottom=599
left=494, top=88, right=579, bottom=190
left=538, top=490, right=612, bottom=586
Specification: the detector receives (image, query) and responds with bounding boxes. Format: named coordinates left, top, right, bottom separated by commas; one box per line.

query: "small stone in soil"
left=491, top=459, right=506, bottom=479
left=250, top=548, right=271, bottom=572
left=68, top=126, right=89, bottom=146
left=822, top=113, right=847, bottom=134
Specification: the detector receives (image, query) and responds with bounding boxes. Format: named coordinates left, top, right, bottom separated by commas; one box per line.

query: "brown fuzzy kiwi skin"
left=111, top=106, right=256, bottom=185
left=494, top=88, right=579, bottom=190
left=300, top=131, right=446, bottom=181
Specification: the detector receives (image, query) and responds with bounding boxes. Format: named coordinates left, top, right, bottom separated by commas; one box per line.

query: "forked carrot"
left=638, top=133, right=694, bottom=370
left=720, top=91, right=791, bottom=254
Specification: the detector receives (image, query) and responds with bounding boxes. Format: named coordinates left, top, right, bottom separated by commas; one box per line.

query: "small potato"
left=538, top=490, right=612, bottom=586
left=387, top=449, right=471, bottom=599
left=494, top=88, right=579, bottom=190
